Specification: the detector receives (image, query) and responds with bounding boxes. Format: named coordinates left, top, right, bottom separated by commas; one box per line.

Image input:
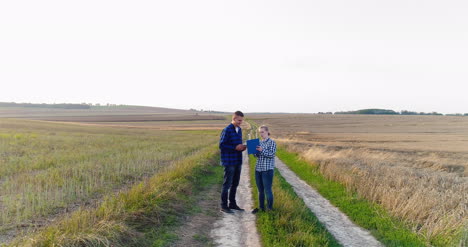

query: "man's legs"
left=228, top=163, right=242, bottom=207
left=221, top=165, right=236, bottom=208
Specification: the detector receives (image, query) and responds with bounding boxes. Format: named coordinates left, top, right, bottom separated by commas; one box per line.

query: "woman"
left=252, top=125, right=277, bottom=214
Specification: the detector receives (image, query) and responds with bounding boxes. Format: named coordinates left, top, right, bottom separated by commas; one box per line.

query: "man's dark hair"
left=234, top=111, right=244, bottom=117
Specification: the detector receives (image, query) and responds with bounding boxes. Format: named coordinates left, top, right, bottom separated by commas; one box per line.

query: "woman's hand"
left=256, top=145, right=263, bottom=152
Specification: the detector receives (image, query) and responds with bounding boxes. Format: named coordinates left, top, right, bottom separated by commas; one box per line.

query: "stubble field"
left=249, top=114, right=468, bottom=245
left=0, top=109, right=224, bottom=245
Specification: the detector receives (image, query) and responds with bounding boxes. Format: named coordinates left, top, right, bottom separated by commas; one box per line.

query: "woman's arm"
left=259, top=140, right=276, bottom=158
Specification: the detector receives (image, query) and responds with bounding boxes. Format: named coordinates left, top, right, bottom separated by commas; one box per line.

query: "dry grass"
left=0, top=118, right=221, bottom=243
left=250, top=114, right=468, bottom=245
left=10, top=145, right=221, bottom=246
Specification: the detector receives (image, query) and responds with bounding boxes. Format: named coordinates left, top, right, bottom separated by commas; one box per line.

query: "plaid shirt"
left=254, top=138, right=277, bottom=171
left=219, top=123, right=243, bottom=166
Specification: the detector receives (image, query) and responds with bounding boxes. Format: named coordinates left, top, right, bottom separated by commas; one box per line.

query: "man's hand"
left=236, top=144, right=247, bottom=151
left=256, top=146, right=263, bottom=152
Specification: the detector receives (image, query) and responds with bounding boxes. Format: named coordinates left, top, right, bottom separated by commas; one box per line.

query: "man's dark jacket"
left=219, top=123, right=243, bottom=165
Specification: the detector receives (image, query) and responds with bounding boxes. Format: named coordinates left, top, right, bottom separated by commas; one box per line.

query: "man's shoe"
left=221, top=206, right=234, bottom=214
left=229, top=204, right=245, bottom=211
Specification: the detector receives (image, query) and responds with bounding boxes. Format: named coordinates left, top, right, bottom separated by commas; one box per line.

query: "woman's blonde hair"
left=259, top=125, right=270, bottom=136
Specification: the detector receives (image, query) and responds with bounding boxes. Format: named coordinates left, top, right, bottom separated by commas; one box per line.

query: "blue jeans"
left=255, top=169, right=274, bottom=210
left=221, top=164, right=242, bottom=207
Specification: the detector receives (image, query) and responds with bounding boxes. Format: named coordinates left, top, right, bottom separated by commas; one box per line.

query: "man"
left=219, top=111, right=247, bottom=213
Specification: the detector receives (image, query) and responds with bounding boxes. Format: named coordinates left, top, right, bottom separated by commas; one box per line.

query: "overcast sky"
left=1, top=0, right=467, bottom=113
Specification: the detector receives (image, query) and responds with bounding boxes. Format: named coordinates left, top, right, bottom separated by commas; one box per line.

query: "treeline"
left=189, top=108, right=227, bottom=114
left=335, top=109, right=400, bottom=115
left=327, top=109, right=467, bottom=116
left=0, top=102, right=91, bottom=109
left=400, top=110, right=443, bottom=116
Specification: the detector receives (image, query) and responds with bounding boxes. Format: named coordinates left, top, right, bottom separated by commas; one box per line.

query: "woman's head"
left=258, top=125, right=270, bottom=139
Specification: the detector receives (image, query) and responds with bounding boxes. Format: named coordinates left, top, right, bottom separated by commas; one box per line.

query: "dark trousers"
left=221, top=164, right=242, bottom=207
left=255, top=169, right=274, bottom=210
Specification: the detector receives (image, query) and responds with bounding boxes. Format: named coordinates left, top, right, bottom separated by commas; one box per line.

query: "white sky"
left=1, top=0, right=467, bottom=113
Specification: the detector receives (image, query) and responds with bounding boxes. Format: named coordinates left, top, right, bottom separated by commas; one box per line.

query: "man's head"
left=231, top=111, right=244, bottom=127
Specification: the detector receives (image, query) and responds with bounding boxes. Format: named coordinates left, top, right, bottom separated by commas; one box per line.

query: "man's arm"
left=219, top=128, right=237, bottom=150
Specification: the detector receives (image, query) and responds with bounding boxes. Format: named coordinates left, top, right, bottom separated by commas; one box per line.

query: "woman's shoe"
left=251, top=208, right=265, bottom=214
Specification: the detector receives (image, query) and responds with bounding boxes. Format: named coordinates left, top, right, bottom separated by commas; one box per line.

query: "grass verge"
left=10, top=145, right=222, bottom=247
left=249, top=155, right=340, bottom=247
left=276, top=147, right=431, bottom=247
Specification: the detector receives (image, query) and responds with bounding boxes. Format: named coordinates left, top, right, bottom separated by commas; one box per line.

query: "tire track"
left=275, top=157, right=383, bottom=247
left=210, top=152, right=261, bottom=247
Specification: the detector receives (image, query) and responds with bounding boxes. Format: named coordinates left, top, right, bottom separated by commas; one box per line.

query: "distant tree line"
left=90, top=103, right=124, bottom=107
left=0, top=102, right=132, bottom=109
left=189, top=108, right=227, bottom=114
left=0, top=102, right=91, bottom=109
left=333, top=108, right=464, bottom=116
left=335, top=109, right=399, bottom=115
left=446, top=113, right=468, bottom=116
left=400, top=110, right=443, bottom=116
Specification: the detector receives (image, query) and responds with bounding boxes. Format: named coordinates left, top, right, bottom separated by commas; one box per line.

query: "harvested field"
left=0, top=105, right=197, bottom=118
left=0, top=117, right=221, bottom=244
left=0, top=106, right=225, bottom=123
left=249, top=114, right=468, bottom=245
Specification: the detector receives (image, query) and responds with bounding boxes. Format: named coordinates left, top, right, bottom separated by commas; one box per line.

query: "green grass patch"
left=193, top=233, right=211, bottom=244
left=10, top=145, right=223, bottom=247
left=276, top=147, right=429, bottom=247
left=249, top=156, right=340, bottom=247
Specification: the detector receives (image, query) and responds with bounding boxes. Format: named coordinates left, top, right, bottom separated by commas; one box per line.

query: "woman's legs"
left=263, top=169, right=274, bottom=210
left=255, top=170, right=265, bottom=210
left=256, top=169, right=274, bottom=210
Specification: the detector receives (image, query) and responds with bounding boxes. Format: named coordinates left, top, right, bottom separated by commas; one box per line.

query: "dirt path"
left=210, top=152, right=261, bottom=247
left=275, top=157, right=383, bottom=247
left=171, top=181, right=221, bottom=247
